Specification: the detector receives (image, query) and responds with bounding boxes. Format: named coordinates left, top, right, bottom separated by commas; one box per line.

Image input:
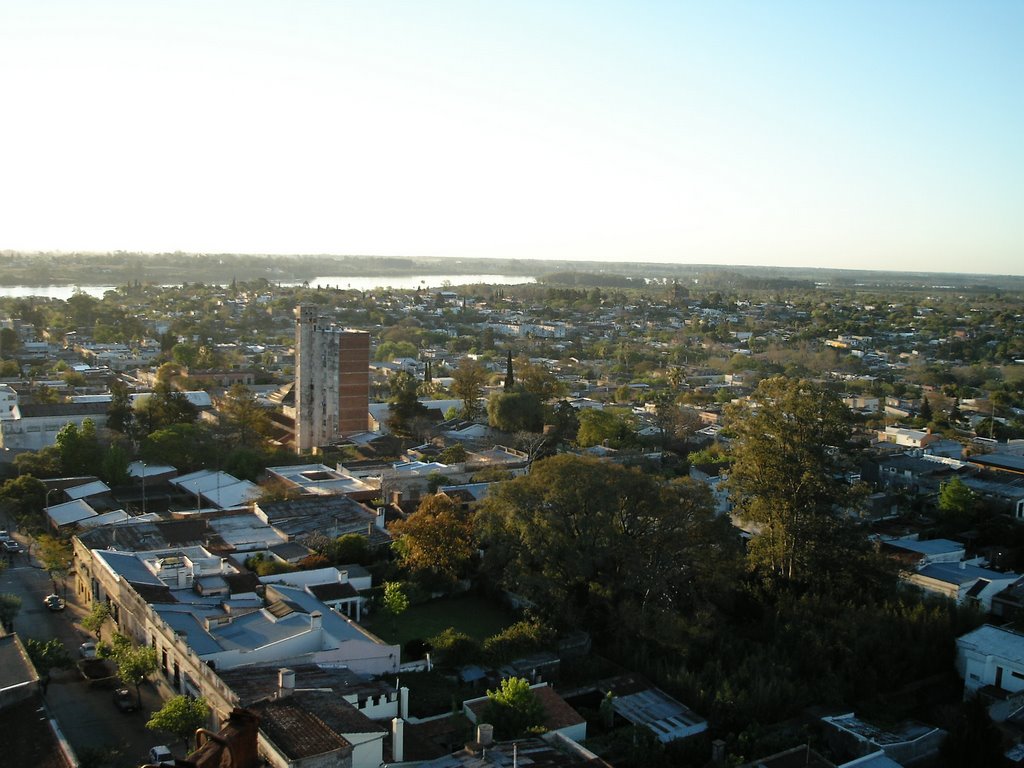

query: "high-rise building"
left=294, top=305, right=370, bottom=453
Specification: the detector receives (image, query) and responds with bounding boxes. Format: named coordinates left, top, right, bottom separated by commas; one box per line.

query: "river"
left=0, top=273, right=536, bottom=301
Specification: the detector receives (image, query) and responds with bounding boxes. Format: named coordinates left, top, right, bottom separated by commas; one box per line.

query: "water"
left=0, top=285, right=118, bottom=300
left=288, top=274, right=536, bottom=291
left=0, top=274, right=535, bottom=301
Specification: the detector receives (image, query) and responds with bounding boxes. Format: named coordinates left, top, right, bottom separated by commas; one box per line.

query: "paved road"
left=1, top=530, right=187, bottom=768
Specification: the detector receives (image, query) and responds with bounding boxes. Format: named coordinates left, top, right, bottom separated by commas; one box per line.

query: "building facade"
left=294, top=306, right=370, bottom=453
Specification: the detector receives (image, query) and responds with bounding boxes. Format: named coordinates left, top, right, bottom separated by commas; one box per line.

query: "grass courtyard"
left=366, top=593, right=516, bottom=648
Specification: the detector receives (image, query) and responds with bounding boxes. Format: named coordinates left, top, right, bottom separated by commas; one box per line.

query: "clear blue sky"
left=2, top=1, right=1021, bottom=274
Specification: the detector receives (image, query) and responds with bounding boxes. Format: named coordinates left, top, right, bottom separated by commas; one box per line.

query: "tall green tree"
left=36, top=534, right=73, bottom=589
left=575, top=408, right=634, bottom=448
left=81, top=601, right=111, bottom=639
left=147, top=695, right=209, bottom=750
left=724, top=376, right=853, bottom=585
left=938, top=476, right=977, bottom=524
left=25, top=637, right=73, bottom=692
left=381, top=581, right=410, bottom=632
left=452, top=358, right=489, bottom=419
left=487, top=391, right=543, bottom=433
left=476, top=455, right=737, bottom=634
left=482, top=677, right=546, bottom=740
left=0, top=474, right=47, bottom=531
left=100, top=633, right=159, bottom=708
left=55, top=419, right=100, bottom=476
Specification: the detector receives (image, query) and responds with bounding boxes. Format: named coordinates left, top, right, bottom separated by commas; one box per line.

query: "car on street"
left=2, top=539, right=21, bottom=553
left=113, top=687, right=139, bottom=713
left=148, top=745, right=173, bottom=765
left=79, top=641, right=98, bottom=659
left=44, top=594, right=66, bottom=611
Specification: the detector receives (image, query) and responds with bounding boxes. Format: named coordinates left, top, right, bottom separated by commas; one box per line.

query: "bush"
left=483, top=620, right=553, bottom=663
left=428, top=627, right=483, bottom=668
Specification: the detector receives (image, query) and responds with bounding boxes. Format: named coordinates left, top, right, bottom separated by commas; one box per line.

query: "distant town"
left=1, top=253, right=1023, bottom=768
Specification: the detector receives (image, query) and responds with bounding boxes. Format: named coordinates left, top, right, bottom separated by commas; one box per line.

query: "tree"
left=136, top=381, right=198, bottom=435
left=428, top=627, right=483, bottom=668
left=25, top=637, right=72, bottom=693
left=438, top=443, right=468, bottom=464
left=82, top=601, right=111, bottom=639
left=147, top=695, right=209, bottom=750
left=391, top=494, right=475, bottom=588
left=482, top=677, right=545, bottom=740
left=487, top=391, right=543, bottom=433
left=724, top=376, right=853, bottom=585
left=919, top=396, right=933, bottom=422
left=55, top=419, right=100, bottom=476
left=12, top=447, right=62, bottom=480
left=0, top=593, right=22, bottom=633
left=939, top=476, right=977, bottom=524
left=452, top=358, right=489, bottom=419
left=576, top=408, right=634, bottom=448
left=106, top=379, right=136, bottom=438
left=388, top=371, right=428, bottom=437
left=331, top=533, right=370, bottom=565
left=37, top=534, right=72, bottom=593
left=0, top=474, right=47, bottom=531
left=142, top=422, right=217, bottom=472
left=219, top=383, right=272, bottom=445
left=476, top=455, right=737, bottom=634
left=101, top=633, right=159, bottom=708
left=504, top=350, right=515, bottom=392
left=381, top=581, right=410, bottom=632
left=101, top=441, right=132, bottom=487
left=515, top=358, right=564, bottom=400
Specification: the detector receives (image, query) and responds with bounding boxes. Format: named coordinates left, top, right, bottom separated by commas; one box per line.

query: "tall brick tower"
left=294, top=305, right=370, bottom=453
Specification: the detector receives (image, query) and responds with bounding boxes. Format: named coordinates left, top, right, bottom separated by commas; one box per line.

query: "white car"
left=148, top=745, right=173, bottom=765
left=79, top=641, right=97, bottom=659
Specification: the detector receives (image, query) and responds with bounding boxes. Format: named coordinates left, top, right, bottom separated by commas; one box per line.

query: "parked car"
left=79, top=641, right=97, bottom=659
left=2, top=539, right=21, bottom=553
left=148, top=745, right=173, bottom=765
left=43, top=594, right=65, bottom=611
left=113, top=687, right=139, bottom=713
left=0, top=530, right=10, bottom=541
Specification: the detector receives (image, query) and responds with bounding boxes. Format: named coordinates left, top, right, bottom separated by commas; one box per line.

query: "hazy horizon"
left=2, top=2, right=1021, bottom=275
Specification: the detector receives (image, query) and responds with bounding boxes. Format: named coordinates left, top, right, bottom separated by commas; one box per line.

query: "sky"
left=1, top=1, right=1022, bottom=275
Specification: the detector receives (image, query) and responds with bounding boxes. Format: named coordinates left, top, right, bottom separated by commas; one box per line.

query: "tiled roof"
left=252, top=699, right=352, bottom=759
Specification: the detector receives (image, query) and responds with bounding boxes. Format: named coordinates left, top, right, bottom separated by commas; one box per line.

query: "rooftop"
left=957, top=624, right=1024, bottom=665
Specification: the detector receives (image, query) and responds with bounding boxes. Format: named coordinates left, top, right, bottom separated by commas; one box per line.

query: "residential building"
left=294, top=305, right=370, bottom=453
left=956, top=624, right=1024, bottom=721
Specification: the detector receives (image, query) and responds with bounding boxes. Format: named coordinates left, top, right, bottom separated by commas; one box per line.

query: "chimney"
left=712, top=739, right=726, bottom=764
left=278, top=668, right=295, bottom=698
left=310, top=611, right=322, bottom=630
left=392, top=717, right=404, bottom=762
left=376, top=507, right=386, bottom=530
left=476, top=723, right=494, bottom=747
left=391, top=490, right=402, bottom=507
left=400, top=686, right=409, bottom=720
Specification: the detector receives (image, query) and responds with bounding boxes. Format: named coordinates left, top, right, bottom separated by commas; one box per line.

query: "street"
left=0, top=532, right=184, bottom=768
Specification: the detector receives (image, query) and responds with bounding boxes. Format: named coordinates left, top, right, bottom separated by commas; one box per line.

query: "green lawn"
left=368, top=594, right=516, bottom=647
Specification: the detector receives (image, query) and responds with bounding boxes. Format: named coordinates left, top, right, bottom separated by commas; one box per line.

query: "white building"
left=956, top=624, right=1024, bottom=720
